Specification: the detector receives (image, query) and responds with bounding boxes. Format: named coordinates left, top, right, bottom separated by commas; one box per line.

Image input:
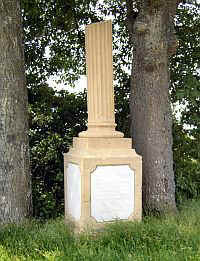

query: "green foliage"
left=115, top=77, right=131, bottom=137
left=173, top=121, right=200, bottom=204
left=170, top=3, right=200, bottom=131
left=28, top=85, right=87, bottom=218
left=170, top=2, right=200, bottom=205
left=0, top=200, right=200, bottom=260
left=22, top=0, right=100, bottom=86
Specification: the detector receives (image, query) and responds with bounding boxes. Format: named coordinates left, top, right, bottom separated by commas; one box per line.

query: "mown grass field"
left=0, top=200, right=200, bottom=261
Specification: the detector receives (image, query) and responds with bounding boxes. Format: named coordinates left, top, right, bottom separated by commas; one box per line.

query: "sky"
left=47, top=74, right=87, bottom=93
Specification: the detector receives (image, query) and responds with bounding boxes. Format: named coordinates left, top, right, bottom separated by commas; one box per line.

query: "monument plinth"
left=64, top=20, right=142, bottom=231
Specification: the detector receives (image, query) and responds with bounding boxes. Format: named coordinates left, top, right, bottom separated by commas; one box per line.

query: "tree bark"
left=126, top=0, right=179, bottom=213
left=0, top=0, right=32, bottom=223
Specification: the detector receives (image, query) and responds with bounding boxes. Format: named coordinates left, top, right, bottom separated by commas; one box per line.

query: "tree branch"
left=125, top=0, right=139, bottom=35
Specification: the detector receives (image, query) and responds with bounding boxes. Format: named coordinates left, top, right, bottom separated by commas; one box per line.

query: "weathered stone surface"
left=64, top=20, right=142, bottom=232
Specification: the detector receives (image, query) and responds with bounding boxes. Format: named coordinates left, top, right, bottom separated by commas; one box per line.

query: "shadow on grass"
left=0, top=199, right=199, bottom=260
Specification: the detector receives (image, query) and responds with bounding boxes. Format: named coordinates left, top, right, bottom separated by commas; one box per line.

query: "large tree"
left=0, top=0, right=32, bottom=223
left=126, top=0, right=182, bottom=213
left=20, top=0, right=199, bottom=217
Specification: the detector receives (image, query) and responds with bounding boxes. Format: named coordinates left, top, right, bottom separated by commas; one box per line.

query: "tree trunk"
left=0, top=0, right=32, bottom=223
left=126, top=0, right=179, bottom=214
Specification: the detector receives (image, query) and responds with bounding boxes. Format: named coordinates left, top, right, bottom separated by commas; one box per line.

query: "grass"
left=0, top=200, right=200, bottom=261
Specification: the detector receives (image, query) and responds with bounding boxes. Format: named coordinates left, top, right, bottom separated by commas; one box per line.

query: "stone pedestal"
left=64, top=20, right=142, bottom=231
left=64, top=138, right=142, bottom=231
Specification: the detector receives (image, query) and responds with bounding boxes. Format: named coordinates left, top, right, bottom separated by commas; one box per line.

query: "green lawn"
left=0, top=200, right=200, bottom=261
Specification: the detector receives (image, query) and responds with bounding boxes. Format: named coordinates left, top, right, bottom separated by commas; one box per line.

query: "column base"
left=64, top=137, right=142, bottom=232
left=79, top=124, right=124, bottom=138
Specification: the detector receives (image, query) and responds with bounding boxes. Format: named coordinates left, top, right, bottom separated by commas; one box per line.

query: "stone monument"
left=64, top=20, right=142, bottom=231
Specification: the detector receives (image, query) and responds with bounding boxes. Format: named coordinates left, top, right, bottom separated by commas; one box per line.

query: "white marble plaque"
left=91, top=165, right=134, bottom=222
left=66, top=163, right=81, bottom=220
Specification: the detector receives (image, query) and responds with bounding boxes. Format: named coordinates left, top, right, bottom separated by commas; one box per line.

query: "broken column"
left=79, top=20, right=122, bottom=138
left=64, top=20, right=142, bottom=231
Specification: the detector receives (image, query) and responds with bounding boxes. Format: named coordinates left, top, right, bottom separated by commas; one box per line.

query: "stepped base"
left=64, top=137, right=142, bottom=232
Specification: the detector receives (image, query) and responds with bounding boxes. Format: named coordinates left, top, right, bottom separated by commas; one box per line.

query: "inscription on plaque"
left=91, top=165, right=134, bottom=222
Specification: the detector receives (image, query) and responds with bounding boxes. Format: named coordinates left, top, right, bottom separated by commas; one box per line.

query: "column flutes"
left=79, top=20, right=123, bottom=138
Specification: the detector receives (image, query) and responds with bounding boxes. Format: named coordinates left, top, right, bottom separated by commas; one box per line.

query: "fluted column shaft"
left=87, top=20, right=114, bottom=125
left=79, top=20, right=123, bottom=138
